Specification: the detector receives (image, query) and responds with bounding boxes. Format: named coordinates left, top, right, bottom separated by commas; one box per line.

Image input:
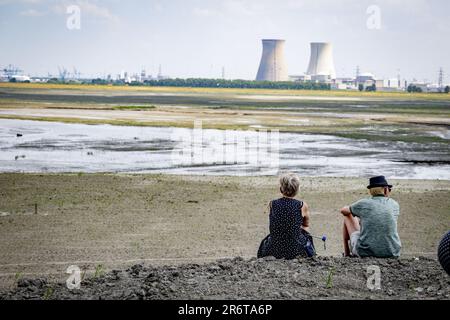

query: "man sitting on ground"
left=340, top=176, right=401, bottom=258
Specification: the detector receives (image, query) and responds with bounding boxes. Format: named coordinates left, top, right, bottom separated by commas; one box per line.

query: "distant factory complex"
left=255, top=38, right=448, bottom=93
left=256, top=41, right=337, bottom=83
left=1, top=38, right=448, bottom=93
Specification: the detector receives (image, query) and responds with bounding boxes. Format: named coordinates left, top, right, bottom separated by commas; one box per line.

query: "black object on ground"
left=438, top=231, right=450, bottom=275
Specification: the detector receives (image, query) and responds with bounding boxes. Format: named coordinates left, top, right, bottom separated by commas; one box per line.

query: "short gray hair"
left=279, top=172, right=300, bottom=197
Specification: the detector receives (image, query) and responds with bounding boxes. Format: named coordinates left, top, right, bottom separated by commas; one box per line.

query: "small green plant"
left=81, top=268, right=87, bottom=281
left=94, top=264, right=105, bottom=278
left=132, top=241, right=141, bottom=254
left=326, top=267, right=335, bottom=289
left=43, top=286, right=54, bottom=300
left=13, top=271, right=23, bottom=289
left=14, top=271, right=23, bottom=282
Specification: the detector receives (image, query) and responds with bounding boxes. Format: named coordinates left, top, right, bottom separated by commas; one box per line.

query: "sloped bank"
left=1, top=256, right=449, bottom=300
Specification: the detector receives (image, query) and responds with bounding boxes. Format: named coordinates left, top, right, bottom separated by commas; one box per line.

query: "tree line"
left=143, top=78, right=330, bottom=90
left=38, top=77, right=450, bottom=94
left=86, top=78, right=330, bottom=90
left=407, top=84, right=450, bottom=93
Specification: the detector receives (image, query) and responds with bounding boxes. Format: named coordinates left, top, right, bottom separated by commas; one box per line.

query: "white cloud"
left=192, top=1, right=265, bottom=19
left=222, top=0, right=264, bottom=16
left=152, top=3, right=164, bottom=13
left=192, top=7, right=215, bottom=17
left=79, top=1, right=118, bottom=23
left=52, top=0, right=119, bottom=24
left=0, top=0, right=44, bottom=4
left=19, top=8, right=45, bottom=16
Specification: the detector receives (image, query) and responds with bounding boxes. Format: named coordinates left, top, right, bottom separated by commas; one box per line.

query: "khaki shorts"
left=350, top=231, right=360, bottom=257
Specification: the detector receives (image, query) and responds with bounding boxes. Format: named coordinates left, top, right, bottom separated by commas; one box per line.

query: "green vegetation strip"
left=112, top=105, right=156, bottom=111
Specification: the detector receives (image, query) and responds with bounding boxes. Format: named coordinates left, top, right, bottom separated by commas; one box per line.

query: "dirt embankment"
left=1, top=256, right=449, bottom=300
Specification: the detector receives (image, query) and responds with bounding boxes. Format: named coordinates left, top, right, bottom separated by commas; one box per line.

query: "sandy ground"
left=0, top=173, right=449, bottom=296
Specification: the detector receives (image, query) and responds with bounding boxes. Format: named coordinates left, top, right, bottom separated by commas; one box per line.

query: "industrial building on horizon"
left=255, top=39, right=337, bottom=84
left=254, top=38, right=448, bottom=92
left=1, top=38, right=448, bottom=93
left=255, top=39, right=338, bottom=84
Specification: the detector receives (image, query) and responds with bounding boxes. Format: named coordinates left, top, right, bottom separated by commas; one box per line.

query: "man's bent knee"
left=343, top=215, right=360, bottom=235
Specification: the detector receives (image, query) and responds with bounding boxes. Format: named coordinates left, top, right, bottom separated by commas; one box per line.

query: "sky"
left=0, top=0, right=449, bottom=82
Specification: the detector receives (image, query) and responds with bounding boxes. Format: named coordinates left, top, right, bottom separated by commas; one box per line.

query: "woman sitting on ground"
left=258, top=172, right=312, bottom=259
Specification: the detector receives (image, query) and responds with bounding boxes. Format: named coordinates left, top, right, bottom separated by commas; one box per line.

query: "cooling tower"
left=306, top=42, right=336, bottom=79
left=256, top=39, right=288, bottom=82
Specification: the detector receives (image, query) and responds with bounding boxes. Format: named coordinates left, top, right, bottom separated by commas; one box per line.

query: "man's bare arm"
left=265, top=201, right=272, bottom=215
left=301, top=202, right=310, bottom=232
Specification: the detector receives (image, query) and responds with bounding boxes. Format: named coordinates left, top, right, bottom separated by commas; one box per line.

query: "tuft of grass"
left=43, top=286, right=54, bottom=300
left=326, top=267, right=335, bottom=289
left=133, top=241, right=141, bottom=253
left=81, top=269, right=87, bottom=281
left=14, top=271, right=23, bottom=282
left=94, top=264, right=105, bottom=278
left=14, top=271, right=23, bottom=289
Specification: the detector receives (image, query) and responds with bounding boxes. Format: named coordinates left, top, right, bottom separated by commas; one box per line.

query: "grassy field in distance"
left=2, top=82, right=450, bottom=101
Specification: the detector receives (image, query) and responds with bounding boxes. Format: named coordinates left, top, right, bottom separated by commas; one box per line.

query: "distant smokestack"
left=256, top=39, right=288, bottom=82
left=306, top=42, right=336, bottom=79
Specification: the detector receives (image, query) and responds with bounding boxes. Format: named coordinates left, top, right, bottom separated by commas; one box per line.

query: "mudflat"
left=1, top=84, right=450, bottom=144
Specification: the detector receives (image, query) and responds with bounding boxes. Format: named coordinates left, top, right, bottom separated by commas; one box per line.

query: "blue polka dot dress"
left=258, top=198, right=309, bottom=259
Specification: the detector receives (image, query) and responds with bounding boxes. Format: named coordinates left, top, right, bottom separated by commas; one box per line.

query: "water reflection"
left=0, top=119, right=449, bottom=179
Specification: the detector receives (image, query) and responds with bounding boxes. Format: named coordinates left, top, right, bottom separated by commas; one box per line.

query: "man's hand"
left=340, top=206, right=352, bottom=216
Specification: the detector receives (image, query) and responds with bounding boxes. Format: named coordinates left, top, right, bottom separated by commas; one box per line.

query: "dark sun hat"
left=367, top=176, right=393, bottom=189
